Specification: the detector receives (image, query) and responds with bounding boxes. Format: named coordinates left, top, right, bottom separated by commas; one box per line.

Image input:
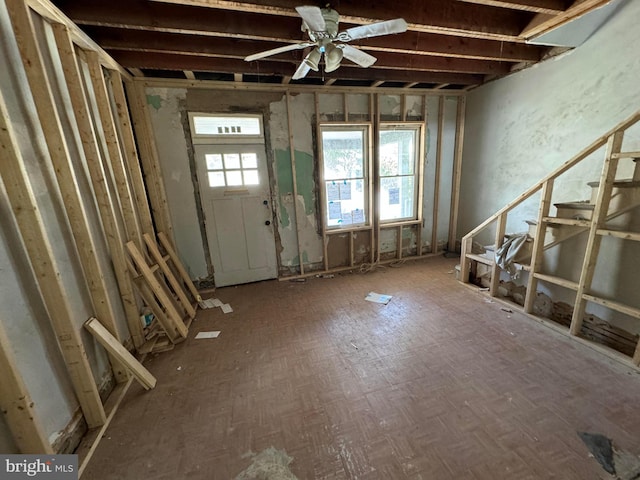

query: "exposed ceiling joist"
left=110, top=51, right=484, bottom=85
left=149, top=0, right=532, bottom=41
left=521, top=0, right=612, bottom=38
left=48, top=0, right=615, bottom=90
left=456, top=0, right=567, bottom=15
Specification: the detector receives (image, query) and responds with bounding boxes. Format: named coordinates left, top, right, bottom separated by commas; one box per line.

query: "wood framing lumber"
left=448, top=96, right=466, bottom=252
left=571, top=132, right=623, bottom=335
left=84, top=318, right=156, bottom=390
left=126, top=241, right=189, bottom=338
left=110, top=70, right=155, bottom=237
left=144, top=233, right=196, bottom=319
left=0, top=69, right=105, bottom=427
left=127, top=258, right=184, bottom=343
left=86, top=50, right=143, bottom=249
left=0, top=322, right=53, bottom=453
left=125, top=81, right=175, bottom=241
left=524, top=179, right=553, bottom=313
left=431, top=96, right=444, bottom=254
left=51, top=23, right=145, bottom=349
left=158, top=232, right=202, bottom=301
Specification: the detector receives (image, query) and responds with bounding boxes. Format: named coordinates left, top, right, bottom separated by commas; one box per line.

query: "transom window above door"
left=205, top=152, right=260, bottom=187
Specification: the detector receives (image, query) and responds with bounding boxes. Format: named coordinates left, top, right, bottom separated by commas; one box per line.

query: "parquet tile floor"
left=82, top=256, right=640, bottom=479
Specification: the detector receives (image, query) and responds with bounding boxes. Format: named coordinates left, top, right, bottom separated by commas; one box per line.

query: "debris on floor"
left=235, top=447, right=298, bottom=480
left=579, top=432, right=640, bottom=479
left=221, top=303, right=233, bottom=314
left=199, top=297, right=223, bottom=309
left=501, top=307, right=513, bottom=313
left=365, top=292, right=393, bottom=305
left=195, top=331, right=220, bottom=339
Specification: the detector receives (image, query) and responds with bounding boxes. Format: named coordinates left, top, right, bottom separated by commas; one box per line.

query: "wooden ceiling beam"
left=520, top=0, right=611, bottom=39
left=456, top=0, right=567, bottom=15
left=88, top=28, right=513, bottom=75
left=108, top=51, right=485, bottom=85
left=104, top=42, right=510, bottom=75
left=150, top=0, right=531, bottom=39
left=81, top=24, right=544, bottom=63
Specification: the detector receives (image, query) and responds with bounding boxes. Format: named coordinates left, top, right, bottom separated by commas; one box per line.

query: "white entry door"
left=194, top=144, right=277, bottom=287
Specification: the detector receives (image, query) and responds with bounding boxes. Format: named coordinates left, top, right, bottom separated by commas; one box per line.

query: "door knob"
left=265, top=220, right=271, bottom=226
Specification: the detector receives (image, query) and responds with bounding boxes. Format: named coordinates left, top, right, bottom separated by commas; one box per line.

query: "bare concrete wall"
left=459, top=0, right=640, bottom=331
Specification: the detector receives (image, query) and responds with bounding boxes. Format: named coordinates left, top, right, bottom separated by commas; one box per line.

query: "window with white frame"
left=320, top=125, right=369, bottom=228
left=379, top=125, right=420, bottom=222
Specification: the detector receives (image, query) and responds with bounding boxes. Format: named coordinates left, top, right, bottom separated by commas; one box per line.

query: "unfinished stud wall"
left=144, top=84, right=462, bottom=280
left=459, top=0, right=640, bottom=333
left=1, top=0, right=157, bottom=453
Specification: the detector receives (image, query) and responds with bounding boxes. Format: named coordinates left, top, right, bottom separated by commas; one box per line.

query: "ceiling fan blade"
left=340, top=44, right=377, bottom=68
left=341, top=18, right=408, bottom=41
left=292, top=62, right=311, bottom=80
left=295, top=5, right=326, bottom=31
left=245, top=42, right=314, bottom=62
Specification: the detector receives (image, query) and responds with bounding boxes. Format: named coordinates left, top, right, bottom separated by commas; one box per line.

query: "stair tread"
left=466, top=253, right=494, bottom=266
left=543, top=217, right=591, bottom=227
left=587, top=179, right=640, bottom=188
left=553, top=201, right=595, bottom=209
left=533, top=273, right=579, bottom=290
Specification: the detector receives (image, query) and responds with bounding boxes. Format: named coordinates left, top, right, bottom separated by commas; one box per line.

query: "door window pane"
left=226, top=170, right=243, bottom=186
left=206, top=154, right=223, bottom=170
left=208, top=171, right=225, bottom=187
left=241, top=153, right=258, bottom=169
left=224, top=153, right=241, bottom=169
left=243, top=170, right=259, bottom=185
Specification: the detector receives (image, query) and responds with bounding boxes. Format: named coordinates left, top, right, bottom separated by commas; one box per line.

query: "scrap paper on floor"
left=220, top=303, right=233, bottom=314
left=195, top=331, right=220, bottom=339
left=365, top=292, right=392, bottom=305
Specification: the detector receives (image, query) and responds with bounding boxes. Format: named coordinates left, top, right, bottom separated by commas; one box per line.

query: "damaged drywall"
left=269, top=93, right=323, bottom=273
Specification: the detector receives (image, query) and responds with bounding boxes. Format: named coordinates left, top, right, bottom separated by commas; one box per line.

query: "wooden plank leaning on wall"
left=126, top=80, right=176, bottom=244
left=51, top=24, right=146, bottom=349
left=0, top=77, right=106, bottom=427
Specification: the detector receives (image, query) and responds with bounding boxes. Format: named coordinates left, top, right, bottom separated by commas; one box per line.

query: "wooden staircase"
left=459, top=111, right=640, bottom=366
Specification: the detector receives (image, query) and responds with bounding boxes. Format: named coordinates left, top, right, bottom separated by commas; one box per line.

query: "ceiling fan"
left=244, top=5, right=408, bottom=80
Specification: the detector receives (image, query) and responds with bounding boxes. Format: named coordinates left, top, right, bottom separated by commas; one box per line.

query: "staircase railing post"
left=524, top=179, right=554, bottom=313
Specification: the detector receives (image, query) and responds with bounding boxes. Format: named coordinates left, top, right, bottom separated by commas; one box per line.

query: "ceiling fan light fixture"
left=303, top=47, right=322, bottom=71
left=324, top=44, right=343, bottom=73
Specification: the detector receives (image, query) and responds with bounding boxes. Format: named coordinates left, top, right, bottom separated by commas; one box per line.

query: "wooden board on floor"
left=84, top=318, right=156, bottom=390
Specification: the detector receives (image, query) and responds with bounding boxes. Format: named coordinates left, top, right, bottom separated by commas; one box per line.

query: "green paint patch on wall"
left=275, top=150, right=293, bottom=227
left=146, top=94, right=163, bottom=110
left=276, top=149, right=316, bottom=221
left=294, top=151, right=315, bottom=215
left=291, top=251, right=310, bottom=267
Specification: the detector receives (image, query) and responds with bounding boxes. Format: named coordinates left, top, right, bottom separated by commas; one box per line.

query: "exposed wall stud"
left=448, top=96, right=466, bottom=251
left=52, top=24, right=145, bottom=349
left=0, top=78, right=105, bottom=427
left=0, top=322, right=53, bottom=453
left=432, top=96, right=444, bottom=254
